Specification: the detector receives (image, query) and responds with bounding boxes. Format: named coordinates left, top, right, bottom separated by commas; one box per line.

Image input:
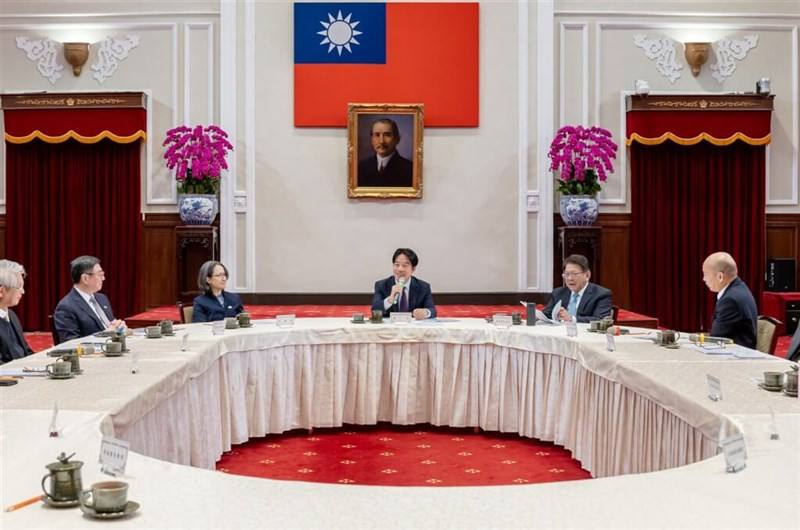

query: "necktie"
left=567, top=292, right=579, bottom=317
left=90, top=296, right=111, bottom=327
left=378, top=160, right=386, bottom=176
left=399, top=288, right=409, bottom=312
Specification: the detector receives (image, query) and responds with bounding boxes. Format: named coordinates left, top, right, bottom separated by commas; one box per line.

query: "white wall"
left=1, top=0, right=798, bottom=295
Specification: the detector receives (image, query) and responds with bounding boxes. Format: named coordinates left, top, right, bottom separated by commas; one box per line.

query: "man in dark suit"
left=786, top=326, right=800, bottom=363
left=53, top=256, right=125, bottom=343
left=357, top=118, right=413, bottom=187
left=372, top=248, right=436, bottom=320
left=0, top=260, right=33, bottom=364
left=542, top=254, right=612, bottom=323
left=702, top=252, right=757, bottom=349
left=787, top=325, right=800, bottom=362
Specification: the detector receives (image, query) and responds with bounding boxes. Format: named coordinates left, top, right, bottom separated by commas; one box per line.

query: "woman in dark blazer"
left=192, top=261, right=244, bottom=323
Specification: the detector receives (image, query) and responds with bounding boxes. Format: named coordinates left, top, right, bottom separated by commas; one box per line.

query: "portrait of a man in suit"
left=357, top=118, right=413, bottom=187
left=348, top=104, right=423, bottom=198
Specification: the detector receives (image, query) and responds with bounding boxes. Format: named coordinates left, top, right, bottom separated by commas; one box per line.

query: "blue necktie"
left=399, top=288, right=409, bottom=312
left=568, top=292, right=579, bottom=317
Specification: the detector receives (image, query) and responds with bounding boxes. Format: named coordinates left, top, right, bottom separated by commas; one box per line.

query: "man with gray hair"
left=702, top=251, right=757, bottom=349
left=0, top=259, right=33, bottom=364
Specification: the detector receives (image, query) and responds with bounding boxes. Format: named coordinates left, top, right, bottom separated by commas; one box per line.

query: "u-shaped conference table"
left=1, top=318, right=798, bottom=529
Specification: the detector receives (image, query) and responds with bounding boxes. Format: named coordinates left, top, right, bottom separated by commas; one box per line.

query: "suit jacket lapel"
left=576, top=284, right=593, bottom=314
left=72, top=289, right=104, bottom=328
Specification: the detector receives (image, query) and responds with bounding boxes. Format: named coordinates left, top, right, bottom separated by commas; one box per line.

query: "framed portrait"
left=348, top=103, right=423, bottom=198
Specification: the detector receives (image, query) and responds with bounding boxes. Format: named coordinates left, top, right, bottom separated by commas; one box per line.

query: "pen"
left=5, top=494, right=43, bottom=512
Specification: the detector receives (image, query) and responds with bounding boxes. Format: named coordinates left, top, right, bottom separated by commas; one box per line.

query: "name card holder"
left=720, top=433, right=746, bottom=473
left=492, top=314, right=513, bottom=328
left=707, top=374, right=722, bottom=401
left=606, top=332, right=615, bottom=352
left=276, top=314, right=296, bottom=328
left=565, top=320, right=578, bottom=337
left=390, top=312, right=413, bottom=325
left=99, top=436, right=130, bottom=477
left=211, top=321, right=225, bottom=335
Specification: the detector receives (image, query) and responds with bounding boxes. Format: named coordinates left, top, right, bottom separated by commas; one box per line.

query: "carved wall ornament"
left=632, top=34, right=683, bottom=84
left=91, top=35, right=141, bottom=84
left=15, top=36, right=64, bottom=85
left=710, top=35, right=758, bottom=83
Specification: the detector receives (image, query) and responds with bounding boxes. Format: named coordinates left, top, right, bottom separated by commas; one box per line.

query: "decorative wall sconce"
left=16, top=34, right=140, bottom=85
left=633, top=34, right=758, bottom=84
left=683, top=42, right=711, bottom=77
left=63, top=42, right=90, bottom=76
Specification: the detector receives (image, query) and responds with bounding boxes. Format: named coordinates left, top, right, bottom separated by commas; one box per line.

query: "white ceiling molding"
left=91, top=34, right=141, bottom=84
left=15, top=36, right=64, bottom=84
left=632, top=34, right=682, bottom=83
left=710, top=35, right=758, bottom=83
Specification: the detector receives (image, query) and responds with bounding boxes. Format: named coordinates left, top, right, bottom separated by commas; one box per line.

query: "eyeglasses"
left=85, top=270, right=105, bottom=278
left=211, top=273, right=229, bottom=279
left=562, top=271, right=585, bottom=279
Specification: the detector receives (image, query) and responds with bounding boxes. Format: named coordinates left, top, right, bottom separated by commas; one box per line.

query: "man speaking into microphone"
left=372, top=248, right=437, bottom=320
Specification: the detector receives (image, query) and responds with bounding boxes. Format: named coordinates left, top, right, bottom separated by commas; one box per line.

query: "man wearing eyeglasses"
left=53, top=255, right=125, bottom=343
left=542, top=254, right=612, bottom=323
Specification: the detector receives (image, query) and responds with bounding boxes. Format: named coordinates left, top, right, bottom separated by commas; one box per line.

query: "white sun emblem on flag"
left=317, top=10, right=362, bottom=56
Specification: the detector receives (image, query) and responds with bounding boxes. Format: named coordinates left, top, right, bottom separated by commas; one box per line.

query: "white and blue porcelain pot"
left=178, top=194, right=219, bottom=225
left=559, top=194, right=598, bottom=226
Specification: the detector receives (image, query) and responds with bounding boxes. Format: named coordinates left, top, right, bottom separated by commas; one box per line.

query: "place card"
left=99, top=436, right=130, bottom=477
left=707, top=374, right=722, bottom=401
left=720, top=433, right=746, bottom=473
left=212, top=321, right=225, bottom=335
left=276, top=314, right=296, bottom=328
left=565, top=320, right=578, bottom=337
left=492, top=314, right=513, bottom=328
left=130, top=350, right=139, bottom=374
left=48, top=402, right=60, bottom=438
left=181, top=333, right=189, bottom=352
left=389, top=312, right=413, bottom=325
left=606, top=332, right=615, bottom=352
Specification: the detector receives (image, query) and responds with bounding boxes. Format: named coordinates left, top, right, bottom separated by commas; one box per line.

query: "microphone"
left=393, top=278, right=406, bottom=305
left=688, top=333, right=734, bottom=344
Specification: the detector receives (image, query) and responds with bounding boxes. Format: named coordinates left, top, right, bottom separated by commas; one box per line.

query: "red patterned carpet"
left=216, top=424, right=592, bottom=487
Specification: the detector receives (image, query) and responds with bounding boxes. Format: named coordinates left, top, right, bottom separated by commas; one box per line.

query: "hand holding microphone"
left=392, top=277, right=406, bottom=305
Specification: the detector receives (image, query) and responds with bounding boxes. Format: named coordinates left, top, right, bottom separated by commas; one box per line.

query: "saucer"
left=161, top=332, right=175, bottom=337
left=758, top=383, right=783, bottom=392
left=103, top=352, right=124, bottom=357
left=350, top=320, right=366, bottom=324
left=48, top=373, right=75, bottom=380
left=146, top=335, right=163, bottom=339
left=80, top=500, right=140, bottom=519
left=43, top=496, right=80, bottom=508
left=783, top=388, right=798, bottom=397
left=238, top=323, right=253, bottom=328
left=663, top=343, right=681, bottom=349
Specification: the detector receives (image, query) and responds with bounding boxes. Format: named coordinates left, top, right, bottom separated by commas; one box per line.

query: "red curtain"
left=6, top=139, right=142, bottom=331
left=630, top=141, right=765, bottom=332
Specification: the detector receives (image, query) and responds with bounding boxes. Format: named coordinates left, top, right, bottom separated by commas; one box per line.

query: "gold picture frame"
left=348, top=103, right=424, bottom=198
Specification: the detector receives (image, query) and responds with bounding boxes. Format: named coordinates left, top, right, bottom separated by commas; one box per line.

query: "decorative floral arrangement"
left=548, top=125, right=617, bottom=196
left=163, top=125, right=234, bottom=195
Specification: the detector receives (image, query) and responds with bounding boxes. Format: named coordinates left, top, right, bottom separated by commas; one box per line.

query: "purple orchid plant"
left=548, top=125, right=618, bottom=196
left=163, top=125, right=234, bottom=195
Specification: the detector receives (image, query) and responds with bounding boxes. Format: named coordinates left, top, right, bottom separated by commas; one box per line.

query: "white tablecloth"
left=1, top=318, right=798, bottom=529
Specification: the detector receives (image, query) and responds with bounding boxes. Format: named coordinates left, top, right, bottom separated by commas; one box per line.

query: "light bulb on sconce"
left=683, top=42, right=711, bottom=77
left=63, top=42, right=90, bottom=76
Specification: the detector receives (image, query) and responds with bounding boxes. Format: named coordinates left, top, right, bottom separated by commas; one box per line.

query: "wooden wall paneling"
left=141, top=213, right=180, bottom=310
left=766, top=213, right=800, bottom=290
left=554, top=213, right=632, bottom=309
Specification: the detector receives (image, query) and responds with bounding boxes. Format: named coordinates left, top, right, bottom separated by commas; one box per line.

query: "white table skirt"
left=2, top=318, right=799, bottom=529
